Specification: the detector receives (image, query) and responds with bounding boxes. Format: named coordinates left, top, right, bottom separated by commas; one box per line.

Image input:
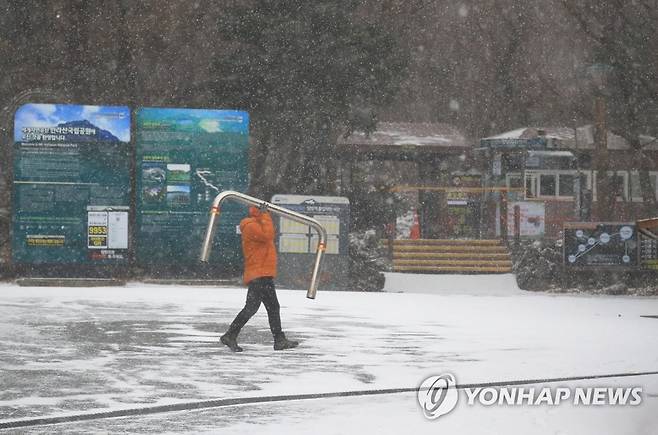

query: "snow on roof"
left=483, top=125, right=657, bottom=151
left=338, top=122, right=470, bottom=149
left=483, top=126, right=575, bottom=141
left=527, top=150, right=575, bottom=158
left=484, top=127, right=528, bottom=140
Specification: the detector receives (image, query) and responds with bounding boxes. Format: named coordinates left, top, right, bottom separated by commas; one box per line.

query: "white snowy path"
left=0, top=273, right=657, bottom=433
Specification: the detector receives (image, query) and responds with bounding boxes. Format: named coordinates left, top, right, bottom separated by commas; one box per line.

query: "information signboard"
left=638, top=217, right=658, bottom=270
left=507, top=201, right=545, bottom=237
left=12, top=104, right=131, bottom=264
left=135, top=108, right=249, bottom=269
left=271, top=195, right=350, bottom=291
left=563, top=222, right=638, bottom=267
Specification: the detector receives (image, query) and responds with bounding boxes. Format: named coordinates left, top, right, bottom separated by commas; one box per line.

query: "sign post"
left=506, top=201, right=545, bottom=238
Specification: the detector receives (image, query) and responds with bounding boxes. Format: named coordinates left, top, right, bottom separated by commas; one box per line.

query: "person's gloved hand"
left=258, top=202, right=269, bottom=212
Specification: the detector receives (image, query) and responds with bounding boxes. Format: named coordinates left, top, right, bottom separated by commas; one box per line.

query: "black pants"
left=227, top=277, right=282, bottom=338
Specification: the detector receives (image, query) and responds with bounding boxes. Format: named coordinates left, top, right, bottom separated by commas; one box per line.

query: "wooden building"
left=337, top=122, right=480, bottom=239
left=337, top=122, right=514, bottom=274
left=477, top=126, right=658, bottom=239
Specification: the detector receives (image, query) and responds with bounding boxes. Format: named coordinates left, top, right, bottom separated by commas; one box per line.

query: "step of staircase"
left=387, top=239, right=502, bottom=245
left=393, top=252, right=510, bottom=260
left=392, top=245, right=508, bottom=253
left=383, top=238, right=513, bottom=274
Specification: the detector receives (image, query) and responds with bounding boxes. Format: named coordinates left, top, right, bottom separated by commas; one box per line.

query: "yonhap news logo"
left=417, top=373, right=643, bottom=420
left=417, top=374, right=459, bottom=419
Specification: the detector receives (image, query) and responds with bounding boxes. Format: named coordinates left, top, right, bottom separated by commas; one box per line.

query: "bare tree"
left=562, top=0, right=658, bottom=216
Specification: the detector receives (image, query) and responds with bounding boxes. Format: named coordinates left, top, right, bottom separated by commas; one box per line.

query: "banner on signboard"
left=506, top=201, right=545, bottom=237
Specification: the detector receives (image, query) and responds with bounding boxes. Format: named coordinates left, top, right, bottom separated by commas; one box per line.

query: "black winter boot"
left=273, top=333, right=298, bottom=351
left=220, top=332, right=243, bottom=352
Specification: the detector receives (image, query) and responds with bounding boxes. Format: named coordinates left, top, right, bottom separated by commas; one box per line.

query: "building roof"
left=338, top=122, right=470, bottom=155
left=481, top=126, right=658, bottom=151
left=484, top=127, right=574, bottom=142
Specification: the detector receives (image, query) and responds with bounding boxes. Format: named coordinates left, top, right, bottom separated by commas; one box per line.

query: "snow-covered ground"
left=0, top=273, right=657, bottom=433
left=383, top=272, right=523, bottom=295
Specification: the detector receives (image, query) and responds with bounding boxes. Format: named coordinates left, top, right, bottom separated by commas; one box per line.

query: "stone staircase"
left=384, top=239, right=512, bottom=274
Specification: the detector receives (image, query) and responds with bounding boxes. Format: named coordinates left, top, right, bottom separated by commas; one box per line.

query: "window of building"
left=525, top=173, right=537, bottom=199
left=558, top=174, right=575, bottom=197
left=630, top=171, right=658, bottom=201
left=630, top=171, right=641, bottom=201
left=591, top=171, right=629, bottom=201
left=610, top=171, right=628, bottom=200
left=539, top=174, right=556, bottom=196
left=524, top=170, right=592, bottom=200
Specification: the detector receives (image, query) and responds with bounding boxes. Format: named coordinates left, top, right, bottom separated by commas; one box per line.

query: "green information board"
left=12, top=104, right=131, bottom=264
left=135, top=108, right=249, bottom=269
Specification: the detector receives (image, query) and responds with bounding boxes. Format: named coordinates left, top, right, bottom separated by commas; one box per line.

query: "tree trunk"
left=630, top=136, right=658, bottom=218
left=117, top=0, right=136, bottom=106
left=593, top=96, right=613, bottom=220
left=248, top=122, right=273, bottom=198
left=638, top=168, right=657, bottom=217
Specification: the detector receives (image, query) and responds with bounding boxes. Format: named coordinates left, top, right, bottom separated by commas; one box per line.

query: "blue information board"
left=12, top=104, right=131, bottom=264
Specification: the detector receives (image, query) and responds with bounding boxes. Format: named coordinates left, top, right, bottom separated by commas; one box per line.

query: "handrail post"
left=200, top=190, right=328, bottom=299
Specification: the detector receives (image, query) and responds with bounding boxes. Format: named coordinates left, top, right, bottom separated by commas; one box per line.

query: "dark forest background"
left=1, top=0, right=656, bottom=196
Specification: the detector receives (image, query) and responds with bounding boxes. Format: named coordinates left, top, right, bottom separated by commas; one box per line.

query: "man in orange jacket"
left=220, top=205, right=299, bottom=352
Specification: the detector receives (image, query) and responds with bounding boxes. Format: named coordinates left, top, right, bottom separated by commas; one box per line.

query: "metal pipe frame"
left=200, top=190, right=328, bottom=299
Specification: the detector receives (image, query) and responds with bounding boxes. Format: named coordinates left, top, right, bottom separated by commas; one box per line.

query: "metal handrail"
left=199, top=190, right=328, bottom=299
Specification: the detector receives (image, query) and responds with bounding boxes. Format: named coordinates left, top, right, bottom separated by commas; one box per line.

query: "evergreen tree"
left=212, top=0, right=408, bottom=196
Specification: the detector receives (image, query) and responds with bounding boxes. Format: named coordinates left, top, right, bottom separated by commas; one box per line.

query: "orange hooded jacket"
left=240, top=207, right=277, bottom=285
